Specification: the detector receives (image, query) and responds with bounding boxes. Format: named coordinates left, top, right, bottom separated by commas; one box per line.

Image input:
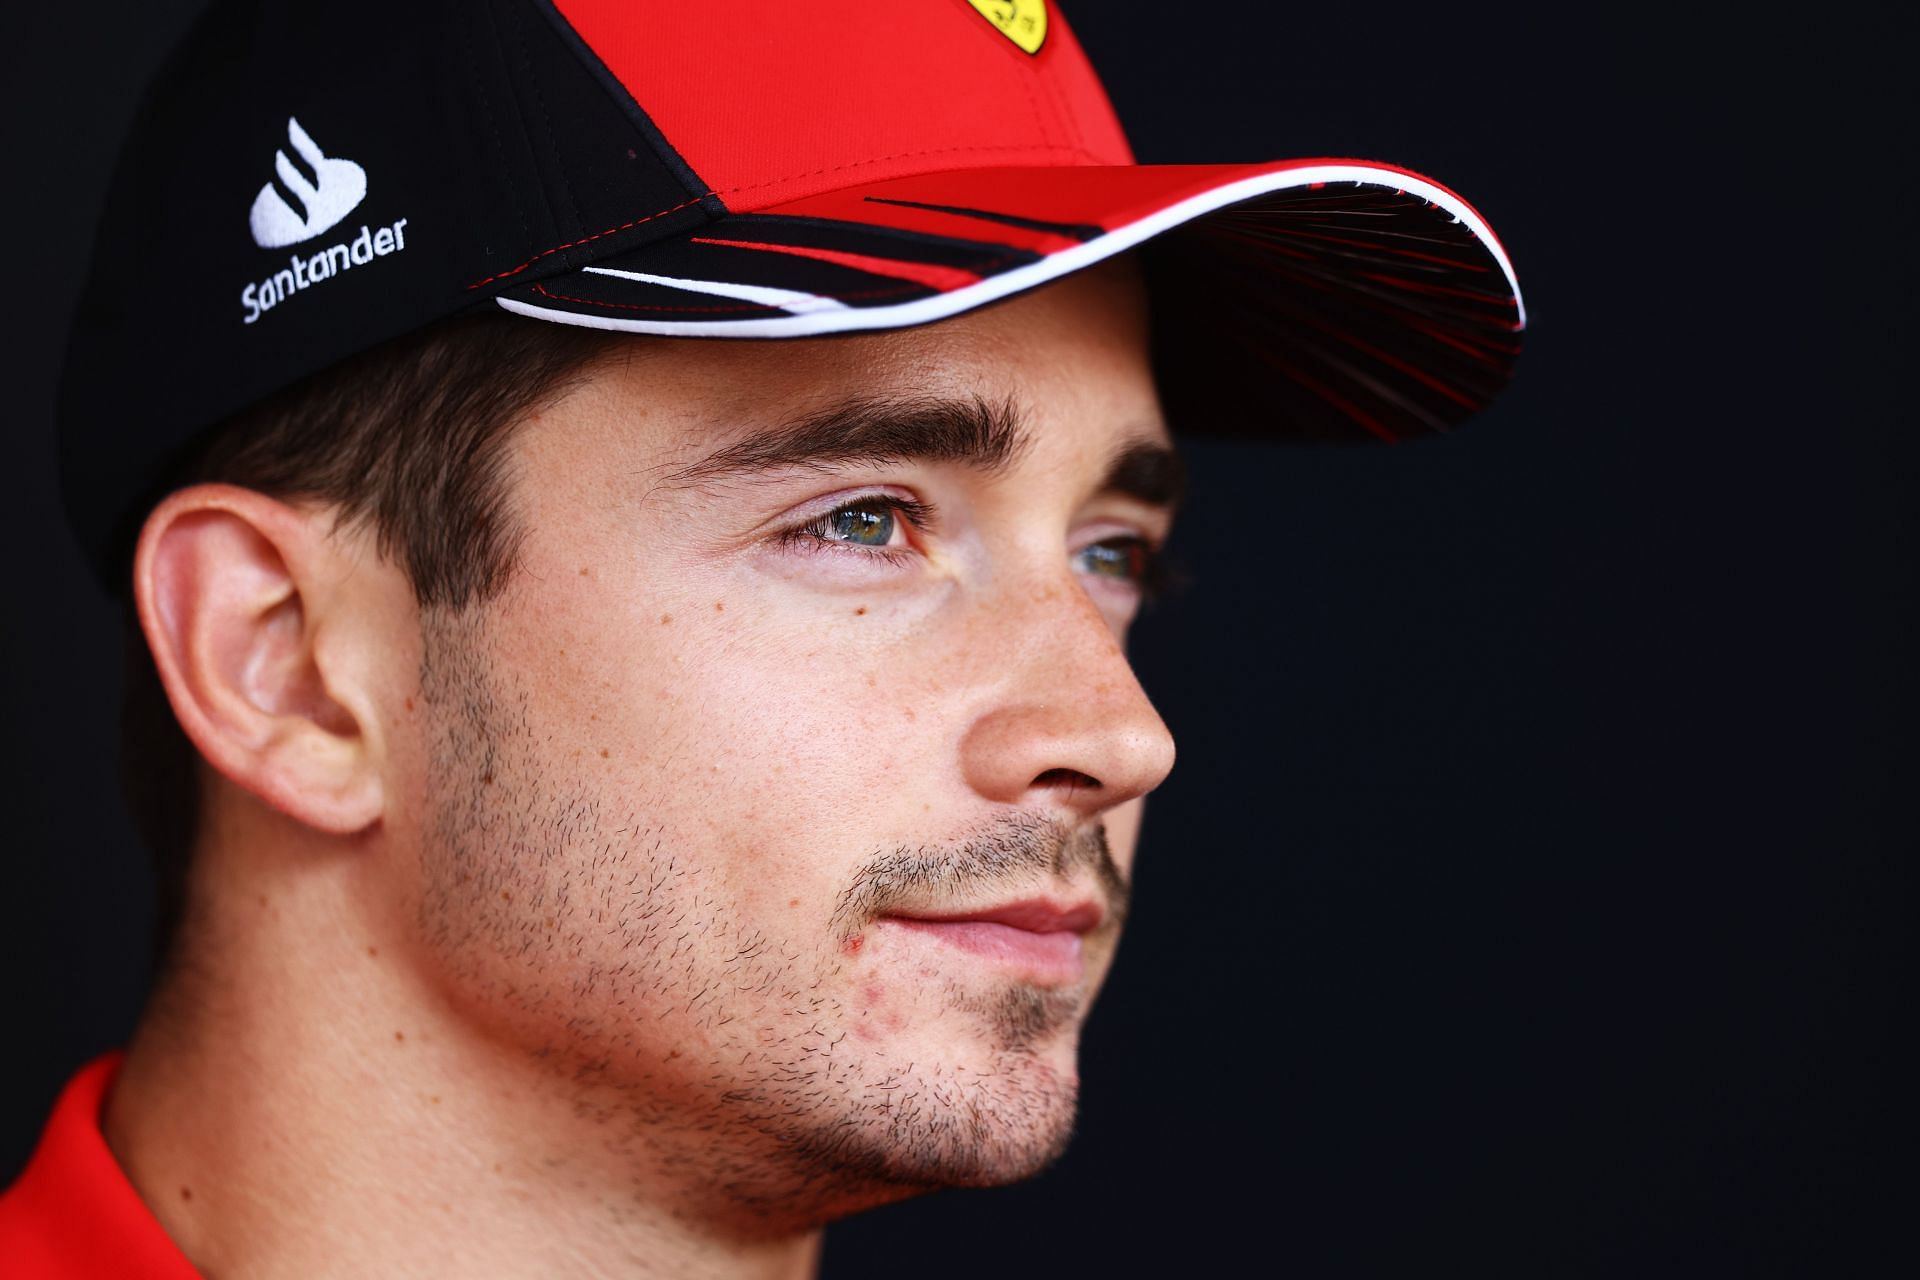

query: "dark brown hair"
left=119, top=309, right=621, bottom=964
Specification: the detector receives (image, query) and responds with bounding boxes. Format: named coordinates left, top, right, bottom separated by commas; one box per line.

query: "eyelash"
left=772, top=493, right=1175, bottom=601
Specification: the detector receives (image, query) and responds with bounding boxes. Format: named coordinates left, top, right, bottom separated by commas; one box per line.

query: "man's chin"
left=789, top=1073, right=1080, bottom=1210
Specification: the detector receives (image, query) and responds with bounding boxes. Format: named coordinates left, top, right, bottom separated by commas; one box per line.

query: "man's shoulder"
left=0, top=1055, right=200, bottom=1279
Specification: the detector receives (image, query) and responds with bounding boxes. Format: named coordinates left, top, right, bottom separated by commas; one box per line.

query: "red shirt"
left=0, top=1056, right=201, bottom=1278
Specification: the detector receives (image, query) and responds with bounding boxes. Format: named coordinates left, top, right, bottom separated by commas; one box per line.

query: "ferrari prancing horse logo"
left=965, top=0, right=1048, bottom=55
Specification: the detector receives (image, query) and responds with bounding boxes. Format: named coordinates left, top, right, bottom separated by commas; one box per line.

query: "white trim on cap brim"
left=497, top=163, right=1526, bottom=337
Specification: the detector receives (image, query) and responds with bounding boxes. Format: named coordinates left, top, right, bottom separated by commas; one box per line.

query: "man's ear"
left=132, top=484, right=387, bottom=835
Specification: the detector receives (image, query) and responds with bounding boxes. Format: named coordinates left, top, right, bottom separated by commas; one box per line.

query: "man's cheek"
left=1100, top=797, right=1148, bottom=872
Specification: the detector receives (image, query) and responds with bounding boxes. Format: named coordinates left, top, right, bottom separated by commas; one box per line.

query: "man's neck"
left=101, top=870, right=824, bottom=1280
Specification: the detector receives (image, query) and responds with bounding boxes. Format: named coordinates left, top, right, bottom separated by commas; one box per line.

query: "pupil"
left=832, top=505, right=893, bottom=545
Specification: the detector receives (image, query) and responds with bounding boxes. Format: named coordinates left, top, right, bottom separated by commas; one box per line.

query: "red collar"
left=0, top=1054, right=201, bottom=1278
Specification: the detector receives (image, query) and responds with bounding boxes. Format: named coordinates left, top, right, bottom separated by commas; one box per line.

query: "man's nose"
left=957, top=572, right=1177, bottom=818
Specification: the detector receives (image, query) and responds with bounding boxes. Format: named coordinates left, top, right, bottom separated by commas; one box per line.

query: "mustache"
left=830, top=812, right=1130, bottom=941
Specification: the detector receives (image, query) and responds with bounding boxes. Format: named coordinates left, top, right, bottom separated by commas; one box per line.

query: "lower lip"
left=881, top=919, right=1085, bottom=985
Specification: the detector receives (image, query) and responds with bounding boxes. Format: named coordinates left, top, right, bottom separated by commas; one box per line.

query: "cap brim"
left=495, top=159, right=1524, bottom=442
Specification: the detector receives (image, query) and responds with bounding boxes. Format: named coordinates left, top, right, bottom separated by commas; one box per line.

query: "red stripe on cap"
left=759, top=188, right=1085, bottom=255
left=688, top=237, right=985, bottom=293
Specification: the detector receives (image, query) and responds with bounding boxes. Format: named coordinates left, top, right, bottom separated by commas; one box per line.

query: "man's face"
left=375, top=262, right=1177, bottom=1220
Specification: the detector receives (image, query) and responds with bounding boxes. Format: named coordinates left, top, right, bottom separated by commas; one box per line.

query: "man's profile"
left=2, top=1, right=1522, bottom=1275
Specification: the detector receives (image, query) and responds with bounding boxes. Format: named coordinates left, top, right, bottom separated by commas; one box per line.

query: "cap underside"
left=494, top=160, right=1523, bottom=443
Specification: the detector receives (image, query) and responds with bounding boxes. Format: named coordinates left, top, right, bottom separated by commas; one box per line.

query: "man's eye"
left=1075, top=535, right=1165, bottom=593
left=1078, top=535, right=1180, bottom=602
left=778, top=495, right=931, bottom=558
left=815, top=501, right=897, bottom=547
left=1077, top=538, right=1144, bottom=581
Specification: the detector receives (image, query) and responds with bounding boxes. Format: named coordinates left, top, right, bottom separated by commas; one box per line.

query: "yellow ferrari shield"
left=965, top=0, right=1048, bottom=55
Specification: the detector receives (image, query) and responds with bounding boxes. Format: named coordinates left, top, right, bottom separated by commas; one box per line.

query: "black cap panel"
left=57, top=0, right=712, bottom=588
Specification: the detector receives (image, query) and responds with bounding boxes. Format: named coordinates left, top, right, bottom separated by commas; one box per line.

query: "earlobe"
left=134, top=485, right=384, bottom=836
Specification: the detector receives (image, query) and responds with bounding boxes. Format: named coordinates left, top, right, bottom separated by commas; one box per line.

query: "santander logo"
left=248, top=118, right=367, bottom=248
left=238, top=115, right=411, bottom=325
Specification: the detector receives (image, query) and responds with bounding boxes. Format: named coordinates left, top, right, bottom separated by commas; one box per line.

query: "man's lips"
left=875, top=899, right=1102, bottom=985
left=894, top=899, right=1104, bottom=933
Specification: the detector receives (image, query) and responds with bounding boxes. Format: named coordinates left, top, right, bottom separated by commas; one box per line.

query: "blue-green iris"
left=826, top=503, right=895, bottom=546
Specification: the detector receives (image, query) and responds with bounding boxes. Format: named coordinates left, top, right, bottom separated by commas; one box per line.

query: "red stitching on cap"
left=466, top=195, right=712, bottom=289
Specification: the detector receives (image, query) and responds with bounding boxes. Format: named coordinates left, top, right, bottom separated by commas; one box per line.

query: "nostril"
left=1033, top=768, right=1101, bottom=791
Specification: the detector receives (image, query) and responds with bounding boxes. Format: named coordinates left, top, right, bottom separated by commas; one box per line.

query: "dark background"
left=3, top=3, right=1910, bottom=1275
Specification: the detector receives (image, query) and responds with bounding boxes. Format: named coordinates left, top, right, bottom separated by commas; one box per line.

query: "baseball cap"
left=58, top=0, right=1525, bottom=588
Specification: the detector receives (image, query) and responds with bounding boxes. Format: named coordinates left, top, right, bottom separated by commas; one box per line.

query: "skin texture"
left=109, top=260, right=1177, bottom=1279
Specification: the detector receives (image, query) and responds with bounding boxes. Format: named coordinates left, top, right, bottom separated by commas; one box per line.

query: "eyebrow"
left=663, top=393, right=1186, bottom=511
left=1103, top=435, right=1188, bottom=511
left=665, top=393, right=1029, bottom=486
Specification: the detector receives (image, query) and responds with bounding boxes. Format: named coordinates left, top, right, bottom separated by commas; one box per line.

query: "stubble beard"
left=413, top=605, right=1128, bottom=1227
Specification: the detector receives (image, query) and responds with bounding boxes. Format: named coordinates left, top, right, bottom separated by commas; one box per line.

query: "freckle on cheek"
left=854, top=606, right=867, bottom=616
left=660, top=614, right=672, bottom=625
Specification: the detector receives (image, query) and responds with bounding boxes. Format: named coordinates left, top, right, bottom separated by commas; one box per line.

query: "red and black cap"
left=58, top=0, right=1524, bottom=587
